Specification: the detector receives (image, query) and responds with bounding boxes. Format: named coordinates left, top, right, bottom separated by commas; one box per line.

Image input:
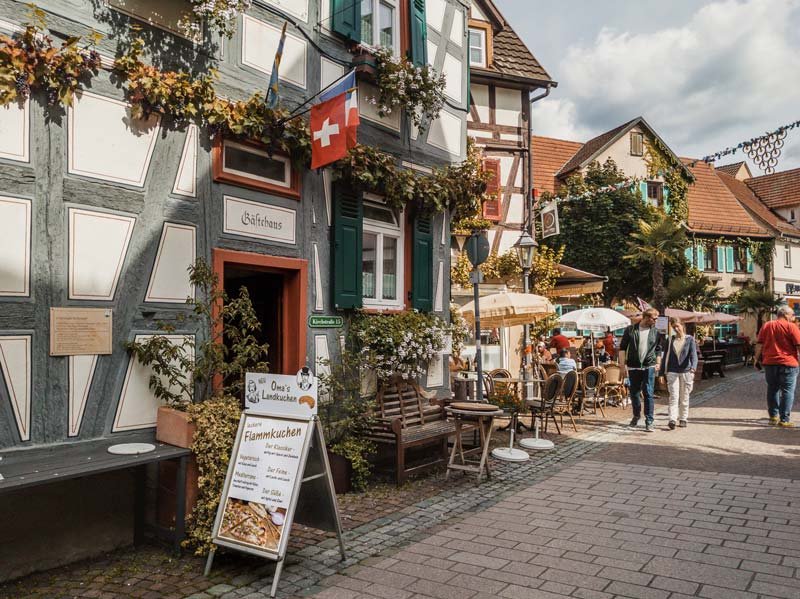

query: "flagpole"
left=280, top=69, right=356, bottom=123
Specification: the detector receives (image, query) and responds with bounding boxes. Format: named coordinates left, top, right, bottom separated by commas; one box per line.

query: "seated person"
left=556, top=348, right=577, bottom=373
left=597, top=347, right=612, bottom=364
left=536, top=342, right=553, bottom=362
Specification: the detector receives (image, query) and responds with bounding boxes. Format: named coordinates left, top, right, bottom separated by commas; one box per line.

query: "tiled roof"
left=715, top=161, right=746, bottom=177
left=531, top=136, right=583, bottom=194
left=745, top=168, right=800, bottom=209
left=717, top=170, right=800, bottom=237
left=683, top=159, right=770, bottom=238
left=472, top=0, right=554, bottom=84
left=555, top=119, right=639, bottom=176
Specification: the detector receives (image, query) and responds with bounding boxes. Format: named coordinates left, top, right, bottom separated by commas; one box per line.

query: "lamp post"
left=513, top=230, right=537, bottom=401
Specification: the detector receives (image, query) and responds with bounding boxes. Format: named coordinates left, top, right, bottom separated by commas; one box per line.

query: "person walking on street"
left=619, top=308, right=665, bottom=432
left=661, top=318, right=698, bottom=430
left=754, top=305, right=800, bottom=427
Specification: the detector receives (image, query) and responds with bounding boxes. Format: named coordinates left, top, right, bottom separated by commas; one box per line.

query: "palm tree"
left=624, top=218, right=688, bottom=311
left=734, top=283, right=783, bottom=333
left=666, top=271, right=724, bottom=312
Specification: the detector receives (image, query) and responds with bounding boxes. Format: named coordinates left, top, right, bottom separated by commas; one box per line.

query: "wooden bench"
left=0, top=434, right=191, bottom=553
left=368, top=378, right=464, bottom=485
left=702, top=350, right=727, bottom=379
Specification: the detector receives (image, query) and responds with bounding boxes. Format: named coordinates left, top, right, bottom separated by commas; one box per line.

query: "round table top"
left=447, top=403, right=503, bottom=416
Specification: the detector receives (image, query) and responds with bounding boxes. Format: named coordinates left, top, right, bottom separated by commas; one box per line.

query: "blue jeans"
left=629, top=367, right=656, bottom=425
left=763, top=364, right=798, bottom=422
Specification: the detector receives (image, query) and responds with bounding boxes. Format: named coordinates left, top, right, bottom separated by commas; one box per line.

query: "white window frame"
left=221, top=140, right=291, bottom=189
left=362, top=194, right=405, bottom=309
left=468, top=27, right=486, bottom=67
left=360, top=0, right=400, bottom=56
left=785, top=244, right=792, bottom=269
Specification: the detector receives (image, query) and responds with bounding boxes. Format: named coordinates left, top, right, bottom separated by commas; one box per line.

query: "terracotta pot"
left=326, top=449, right=352, bottom=495
left=156, top=406, right=196, bottom=449
left=156, top=406, right=199, bottom=528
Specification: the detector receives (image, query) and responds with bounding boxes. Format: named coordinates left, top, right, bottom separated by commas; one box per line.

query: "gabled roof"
left=717, top=170, right=800, bottom=238
left=745, top=168, right=800, bottom=209
left=716, top=161, right=752, bottom=180
left=683, top=159, right=770, bottom=238
left=531, top=136, right=584, bottom=194
left=555, top=117, right=690, bottom=179
left=470, top=0, right=555, bottom=86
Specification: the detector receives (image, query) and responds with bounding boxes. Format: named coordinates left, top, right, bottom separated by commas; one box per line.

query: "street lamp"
left=513, top=231, right=537, bottom=273
left=465, top=230, right=489, bottom=400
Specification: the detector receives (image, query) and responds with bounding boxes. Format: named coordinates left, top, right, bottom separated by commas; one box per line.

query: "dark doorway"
left=223, top=265, right=285, bottom=374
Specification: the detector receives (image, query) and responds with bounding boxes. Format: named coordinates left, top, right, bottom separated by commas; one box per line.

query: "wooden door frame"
left=213, top=248, right=308, bottom=375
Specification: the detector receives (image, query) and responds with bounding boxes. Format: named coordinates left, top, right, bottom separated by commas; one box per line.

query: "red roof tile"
left=717, top=170, right=800, bottom=237
left=556, top=119, right=638, bottom=177
left=531, top=136, right=583, bottom=194
left=683, top=159, right=770, bottom=238
left=745, top=168, right=800, bottom=209
left=715, top=161, right=746, bottom=178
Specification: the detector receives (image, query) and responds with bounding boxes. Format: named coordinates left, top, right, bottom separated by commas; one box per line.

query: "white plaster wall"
left=0, top=196, right=31, bottom=297
left=450, top=9, right=464, bottom=46
left=264, top=0, right=309, bottom=21
left=494, top=88, right=522, bottom=128
left=144, top=223, right=196, bottom=303
left=468, top=84, right=490, bottom=122
left=585, top=125, right=650, bottom=178
left=426, top=0, right=447, bottom=32
left=0, top=335, right=31, bottom=441
left=0, top=99, right=29, bottom=163
left=320, top=57, right=345, bottom=89
left=427, top=109, right=463, bottom=156
left=358, top=82, right=401, bottom=131
left=772, top=243, right=800, bottom=294
left=442, top=53, right=463, bottom=102
left=172, top=124, right=197, bottom=198
left=242, top=15, right=307, bottom=88
left=470, top=0, right=488, bottom=21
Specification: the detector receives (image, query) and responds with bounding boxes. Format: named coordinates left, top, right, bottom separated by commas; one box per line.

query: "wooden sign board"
left=206, top=412, right=345, bottom=598
left=50, top=307, right=113, bottom=356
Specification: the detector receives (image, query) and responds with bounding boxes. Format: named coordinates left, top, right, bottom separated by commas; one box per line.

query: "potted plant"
left=125, top=259, right=269, bottom=550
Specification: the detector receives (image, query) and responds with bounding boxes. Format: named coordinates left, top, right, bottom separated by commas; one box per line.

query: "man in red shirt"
left=603, top=331, right=616, bottom=358
left=755, top=305, right=800, bottom=426
left=549, top=328, right=571, bottom=353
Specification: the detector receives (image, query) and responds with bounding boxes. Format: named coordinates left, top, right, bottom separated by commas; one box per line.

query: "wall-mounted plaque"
left=223, top=195, right=296, bottom=245
left=50, top=307, right=113, bottom=356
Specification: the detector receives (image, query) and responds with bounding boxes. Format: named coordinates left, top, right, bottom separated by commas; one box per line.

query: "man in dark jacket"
left=619, top=308, right=665, bottom=432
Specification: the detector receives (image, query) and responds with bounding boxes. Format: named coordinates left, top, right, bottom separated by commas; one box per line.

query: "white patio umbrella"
left=460, top=292, right=555, bottom=328
left=558, top=308, right=632, bottom=366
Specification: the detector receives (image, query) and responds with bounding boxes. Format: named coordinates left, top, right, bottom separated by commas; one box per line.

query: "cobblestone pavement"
left=5, top=368, right=790, bottom=599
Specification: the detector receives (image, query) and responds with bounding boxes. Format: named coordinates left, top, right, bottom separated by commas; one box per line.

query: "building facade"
left=0, top=0, right=470, bottom=575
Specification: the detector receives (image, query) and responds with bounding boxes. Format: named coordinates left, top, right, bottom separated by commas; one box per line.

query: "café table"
left=445, top=402, right=503, bottom=484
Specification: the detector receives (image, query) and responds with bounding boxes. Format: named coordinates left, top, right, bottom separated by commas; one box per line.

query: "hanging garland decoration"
left=692, top=119, right=800, bottom=174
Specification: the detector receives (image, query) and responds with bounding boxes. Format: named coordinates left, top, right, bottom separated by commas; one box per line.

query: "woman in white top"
left=661, top=318, right=699, bottom=429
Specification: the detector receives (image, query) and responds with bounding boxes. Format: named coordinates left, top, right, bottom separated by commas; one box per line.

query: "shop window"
left=362, top=195, right=404, bottom=309
left=630, top=131, right=644, bottom=156
left=468, top=27, right=486, bottom=67
left=212, top=139, right=300, bottom=199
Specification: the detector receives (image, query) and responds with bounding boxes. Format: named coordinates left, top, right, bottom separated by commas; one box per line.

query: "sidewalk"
left=3, top=368, right=797, bottom=599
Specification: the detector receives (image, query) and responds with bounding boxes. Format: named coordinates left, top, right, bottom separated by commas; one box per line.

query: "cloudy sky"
left=494, top=0, right=800, bottom=173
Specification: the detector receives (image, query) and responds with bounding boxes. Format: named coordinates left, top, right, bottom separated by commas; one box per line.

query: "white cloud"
left=532, top=0, right=800, bottom=169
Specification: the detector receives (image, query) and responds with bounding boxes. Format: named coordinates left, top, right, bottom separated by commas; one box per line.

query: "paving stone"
left=642, top=556, right=753, bottom=590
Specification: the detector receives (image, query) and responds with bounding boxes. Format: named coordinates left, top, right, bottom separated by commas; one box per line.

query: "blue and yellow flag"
left=266, top=21, right=288, bottom=108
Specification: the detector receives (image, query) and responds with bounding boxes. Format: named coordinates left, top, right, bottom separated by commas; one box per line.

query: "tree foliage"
left=543, top=159, right=655, bottom=305
left=666, top=269, right=723, bottom=311
left=733, top=283, right=783, bottom=333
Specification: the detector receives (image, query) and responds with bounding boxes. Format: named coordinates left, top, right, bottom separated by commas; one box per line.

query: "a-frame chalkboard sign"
left=204, top=373, right=345, bottom=598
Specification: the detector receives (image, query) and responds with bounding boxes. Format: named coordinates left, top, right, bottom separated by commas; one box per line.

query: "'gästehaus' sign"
left=223, top=195, right=296, bottom=244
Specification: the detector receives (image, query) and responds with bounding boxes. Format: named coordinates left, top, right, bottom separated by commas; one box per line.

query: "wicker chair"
left=527, top=373, right=563, bottom=434
left=552, top=370, right=580, bottom=433
left=580, top=367, right=606, bottom=417
left=601, top=363, right=626, bottom=407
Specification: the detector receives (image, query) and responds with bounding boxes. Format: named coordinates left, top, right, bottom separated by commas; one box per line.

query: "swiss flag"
left=311, top=92, right=348, bottom=169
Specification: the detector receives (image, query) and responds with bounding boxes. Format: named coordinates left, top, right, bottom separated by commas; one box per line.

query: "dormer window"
left=468, top=27, right=486, bottom=67
left=630, top=132, right=644, bottom=156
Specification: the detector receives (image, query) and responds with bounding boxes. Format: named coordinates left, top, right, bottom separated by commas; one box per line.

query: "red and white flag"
left=345, top=87, right=359, bottom=147
left=310, top=92, right=348, bottom=169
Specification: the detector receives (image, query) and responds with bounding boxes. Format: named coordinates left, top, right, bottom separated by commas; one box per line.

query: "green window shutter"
left=697, top=246, right=705, bottom=271
left=331, top=0, right=360, bottom=42
left=716, top=246, right=725, bottom=273
left=332, top=184, right=363, bottom=309
left=726, top=246, right=735, bottom=273
left=410, top=0, right=427, bottom=66
left=684, top=247, right=694, bottom=267
left=746, top=248, right=754, bottom=273
left=663, top=186, right=671, bottom=213
left=639, top=182, right=647, bottom=202
left=412, top=212, right=434, bottom=311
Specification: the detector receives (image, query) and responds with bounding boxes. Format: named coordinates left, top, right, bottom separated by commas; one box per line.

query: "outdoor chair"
left=541, top=362, right=558, bottom=378
left=601, top=363, right=626, bottom=407
left=527, top=372, right=563, bottom=434
left=552, top=370, right=580, bottom=433
left=489, top=368, right=512, bottom=379
left=580, top=366, right=606, bottom=418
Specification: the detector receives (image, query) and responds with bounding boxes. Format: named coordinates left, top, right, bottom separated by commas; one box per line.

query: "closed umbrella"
left=460, top=292, right=555, bottom=328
